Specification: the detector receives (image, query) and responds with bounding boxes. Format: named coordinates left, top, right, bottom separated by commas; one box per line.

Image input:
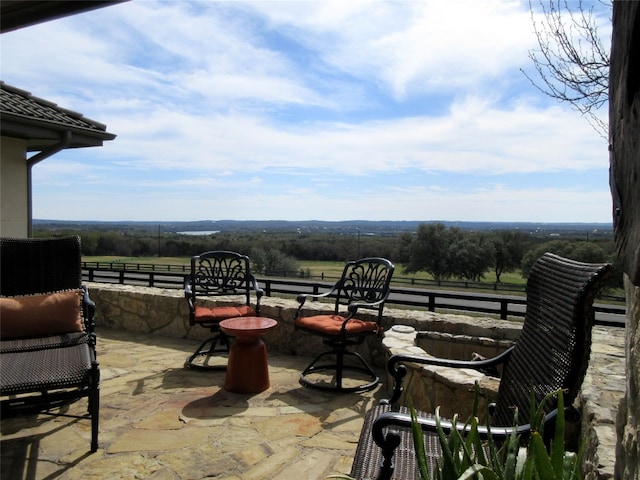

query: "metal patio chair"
left=184, top=250, right=263, bottom=370
left=294, top=257, right=395, bottom=393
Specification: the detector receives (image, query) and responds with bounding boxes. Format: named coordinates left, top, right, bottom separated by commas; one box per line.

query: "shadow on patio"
left=1, top=328, right=387, bottom=480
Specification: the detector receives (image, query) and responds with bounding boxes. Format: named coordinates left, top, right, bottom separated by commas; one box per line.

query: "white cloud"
left=242, top=0, right=538, bottom=99
left=3, top=0, right=613, bottom=223
left=95, top=94, right=604, bottom=178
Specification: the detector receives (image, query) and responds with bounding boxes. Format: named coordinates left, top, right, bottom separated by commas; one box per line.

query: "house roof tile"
left=0, top=81, right=116, bottom=150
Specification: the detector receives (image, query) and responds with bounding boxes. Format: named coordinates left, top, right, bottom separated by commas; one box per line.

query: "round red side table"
left=219, top=316, right=278, bottom=394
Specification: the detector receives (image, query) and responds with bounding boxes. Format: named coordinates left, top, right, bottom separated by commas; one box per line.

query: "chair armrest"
left=82, top=286, right=96, bottom=333
left=250, top=274, right=264, bottom=313
left=184, top=277, right=195, bottom=312
left=347, top=297, right=388, bottom=314
left=385, top=347, right=514, bottom=405
left=249, top=274, right=264, bottom=299
left=296, top=283, right=340, bottom=310
left=370, top=407, right=559, bottom=451
left=339, top=301, right=387, bottom=332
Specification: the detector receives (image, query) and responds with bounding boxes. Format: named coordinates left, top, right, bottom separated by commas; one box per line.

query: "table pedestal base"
left=225, top=336, right=270, bottom=394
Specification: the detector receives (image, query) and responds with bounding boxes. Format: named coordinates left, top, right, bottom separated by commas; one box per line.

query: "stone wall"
left=88, top=282, right=522, bottom=368
left=415, top=330, right=515, bottom=361
left=382, top=328, right=502, bottom=421
left=615, top=281, right=640, bottom=480
left=609, top=2, right=640, bottom=479
left=88, top=282, right=389, bottom=365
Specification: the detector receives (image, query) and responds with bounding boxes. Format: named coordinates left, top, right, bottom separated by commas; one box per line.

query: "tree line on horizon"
left=35, top=222, right=620, bottom=286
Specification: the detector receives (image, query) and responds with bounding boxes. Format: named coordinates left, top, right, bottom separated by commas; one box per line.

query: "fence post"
left=500, top=300, right=508, bottom=320
left=428, top=293, right=435, bottom=312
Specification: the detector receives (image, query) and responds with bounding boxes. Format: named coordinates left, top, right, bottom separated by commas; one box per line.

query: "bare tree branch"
left=522, top=0, right=610, bottom=139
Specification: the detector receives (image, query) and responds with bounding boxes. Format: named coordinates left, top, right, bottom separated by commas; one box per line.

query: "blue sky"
left=1, top=0, right=613, bottom=223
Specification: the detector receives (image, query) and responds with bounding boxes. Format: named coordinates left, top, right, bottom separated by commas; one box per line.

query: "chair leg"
left=299, top=347, right=380, bottom=393
left=89, top=359, right=100, bottom=452
left=185, top=332, right=230, bottom=371
left=89, top=385, right=100, bottom=452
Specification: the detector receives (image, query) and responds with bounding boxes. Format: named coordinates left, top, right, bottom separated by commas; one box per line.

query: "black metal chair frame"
left=349, top=253, right=614, bottom=480
left=0, top=236, right=100, bottom=453
left=184, top=250, right=263, bottom=371
left=294, top=257, right=395, bottom=393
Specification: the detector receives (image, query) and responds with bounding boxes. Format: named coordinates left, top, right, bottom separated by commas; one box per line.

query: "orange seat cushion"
left=295, top=314, right=380, bottom=335
left=194, top=305, right=256, bottom=323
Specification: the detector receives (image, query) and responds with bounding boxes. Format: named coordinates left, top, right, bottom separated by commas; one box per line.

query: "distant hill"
left=33, top=219, right=613, bottom=238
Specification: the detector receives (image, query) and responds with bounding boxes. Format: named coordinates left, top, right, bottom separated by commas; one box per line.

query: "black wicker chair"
left=350, top=253, right=613, bottom=480
left=0, top=236, right=100, bottom=453
left=294, top=257, right=395, bottom=393
left=184, top=250, right=263, bottom=370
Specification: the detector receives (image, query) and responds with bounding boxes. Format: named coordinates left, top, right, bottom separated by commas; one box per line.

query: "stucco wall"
left=0, top=136, right=28, bottom=237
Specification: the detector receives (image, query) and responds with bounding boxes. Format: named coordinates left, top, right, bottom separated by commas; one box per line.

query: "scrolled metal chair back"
left=336, top=257, right=395, bottom=315
left=193, top=253, right=250, bottom=295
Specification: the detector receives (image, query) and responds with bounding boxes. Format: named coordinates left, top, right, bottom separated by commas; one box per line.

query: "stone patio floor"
left=1, top=328, right=387, bottom=480
left=1, top=325, right=626, bottom=480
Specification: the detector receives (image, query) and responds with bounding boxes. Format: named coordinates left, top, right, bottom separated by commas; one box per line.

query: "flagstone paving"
left=1, top=328, right=386, bottom=480
left=1, top=325, right=626, bottom=480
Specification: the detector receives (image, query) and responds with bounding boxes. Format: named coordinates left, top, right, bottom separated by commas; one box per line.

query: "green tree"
left=250, top=247, right=300, bottom=276
left=95, top=233, right=119, bottom=255
left=403, top=223, right=455, bottom=280
left=571, top=241, right=607, bottom=263
left=395, top=232, right=414, bottom=264
left=521, top=239, right=606, bottom=277
left=492, top=230, right=531, bottom=282
left=449, top=232, right=495, bottom=281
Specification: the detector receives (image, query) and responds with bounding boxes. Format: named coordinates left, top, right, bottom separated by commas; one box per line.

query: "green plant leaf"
left=504, top=440, right=517, bottom=480
left=550, top=391, right=566, bottom=478
left=409, top=399, right=431, bottom=480
left=458, top=416, right=479, bottom=473
left=562, top=452, right=579, bottom=480
left=521, top=449, right=535, bottom=480
left=458, top=464, right=501, bottom=480
left=514, top=446, right=530, bottom=480
left=530, top=432, right=556, bottom=479
left=484, top=417, right=506, bottom=479
left=501, top=407, right=522, bottom=480
left=435, top=407, right=458, bottom=480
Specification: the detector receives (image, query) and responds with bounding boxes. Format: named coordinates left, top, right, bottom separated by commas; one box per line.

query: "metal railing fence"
left=82, top=262, right=626, bottom=327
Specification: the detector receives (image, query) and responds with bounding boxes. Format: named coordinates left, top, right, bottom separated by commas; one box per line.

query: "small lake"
left=177, top=230, right=220, bottom=235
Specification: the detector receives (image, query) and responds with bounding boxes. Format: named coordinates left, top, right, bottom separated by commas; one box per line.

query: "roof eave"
left=1, top=112, right=117, bottom=151
left=0, top=1, right=129, bottom=34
